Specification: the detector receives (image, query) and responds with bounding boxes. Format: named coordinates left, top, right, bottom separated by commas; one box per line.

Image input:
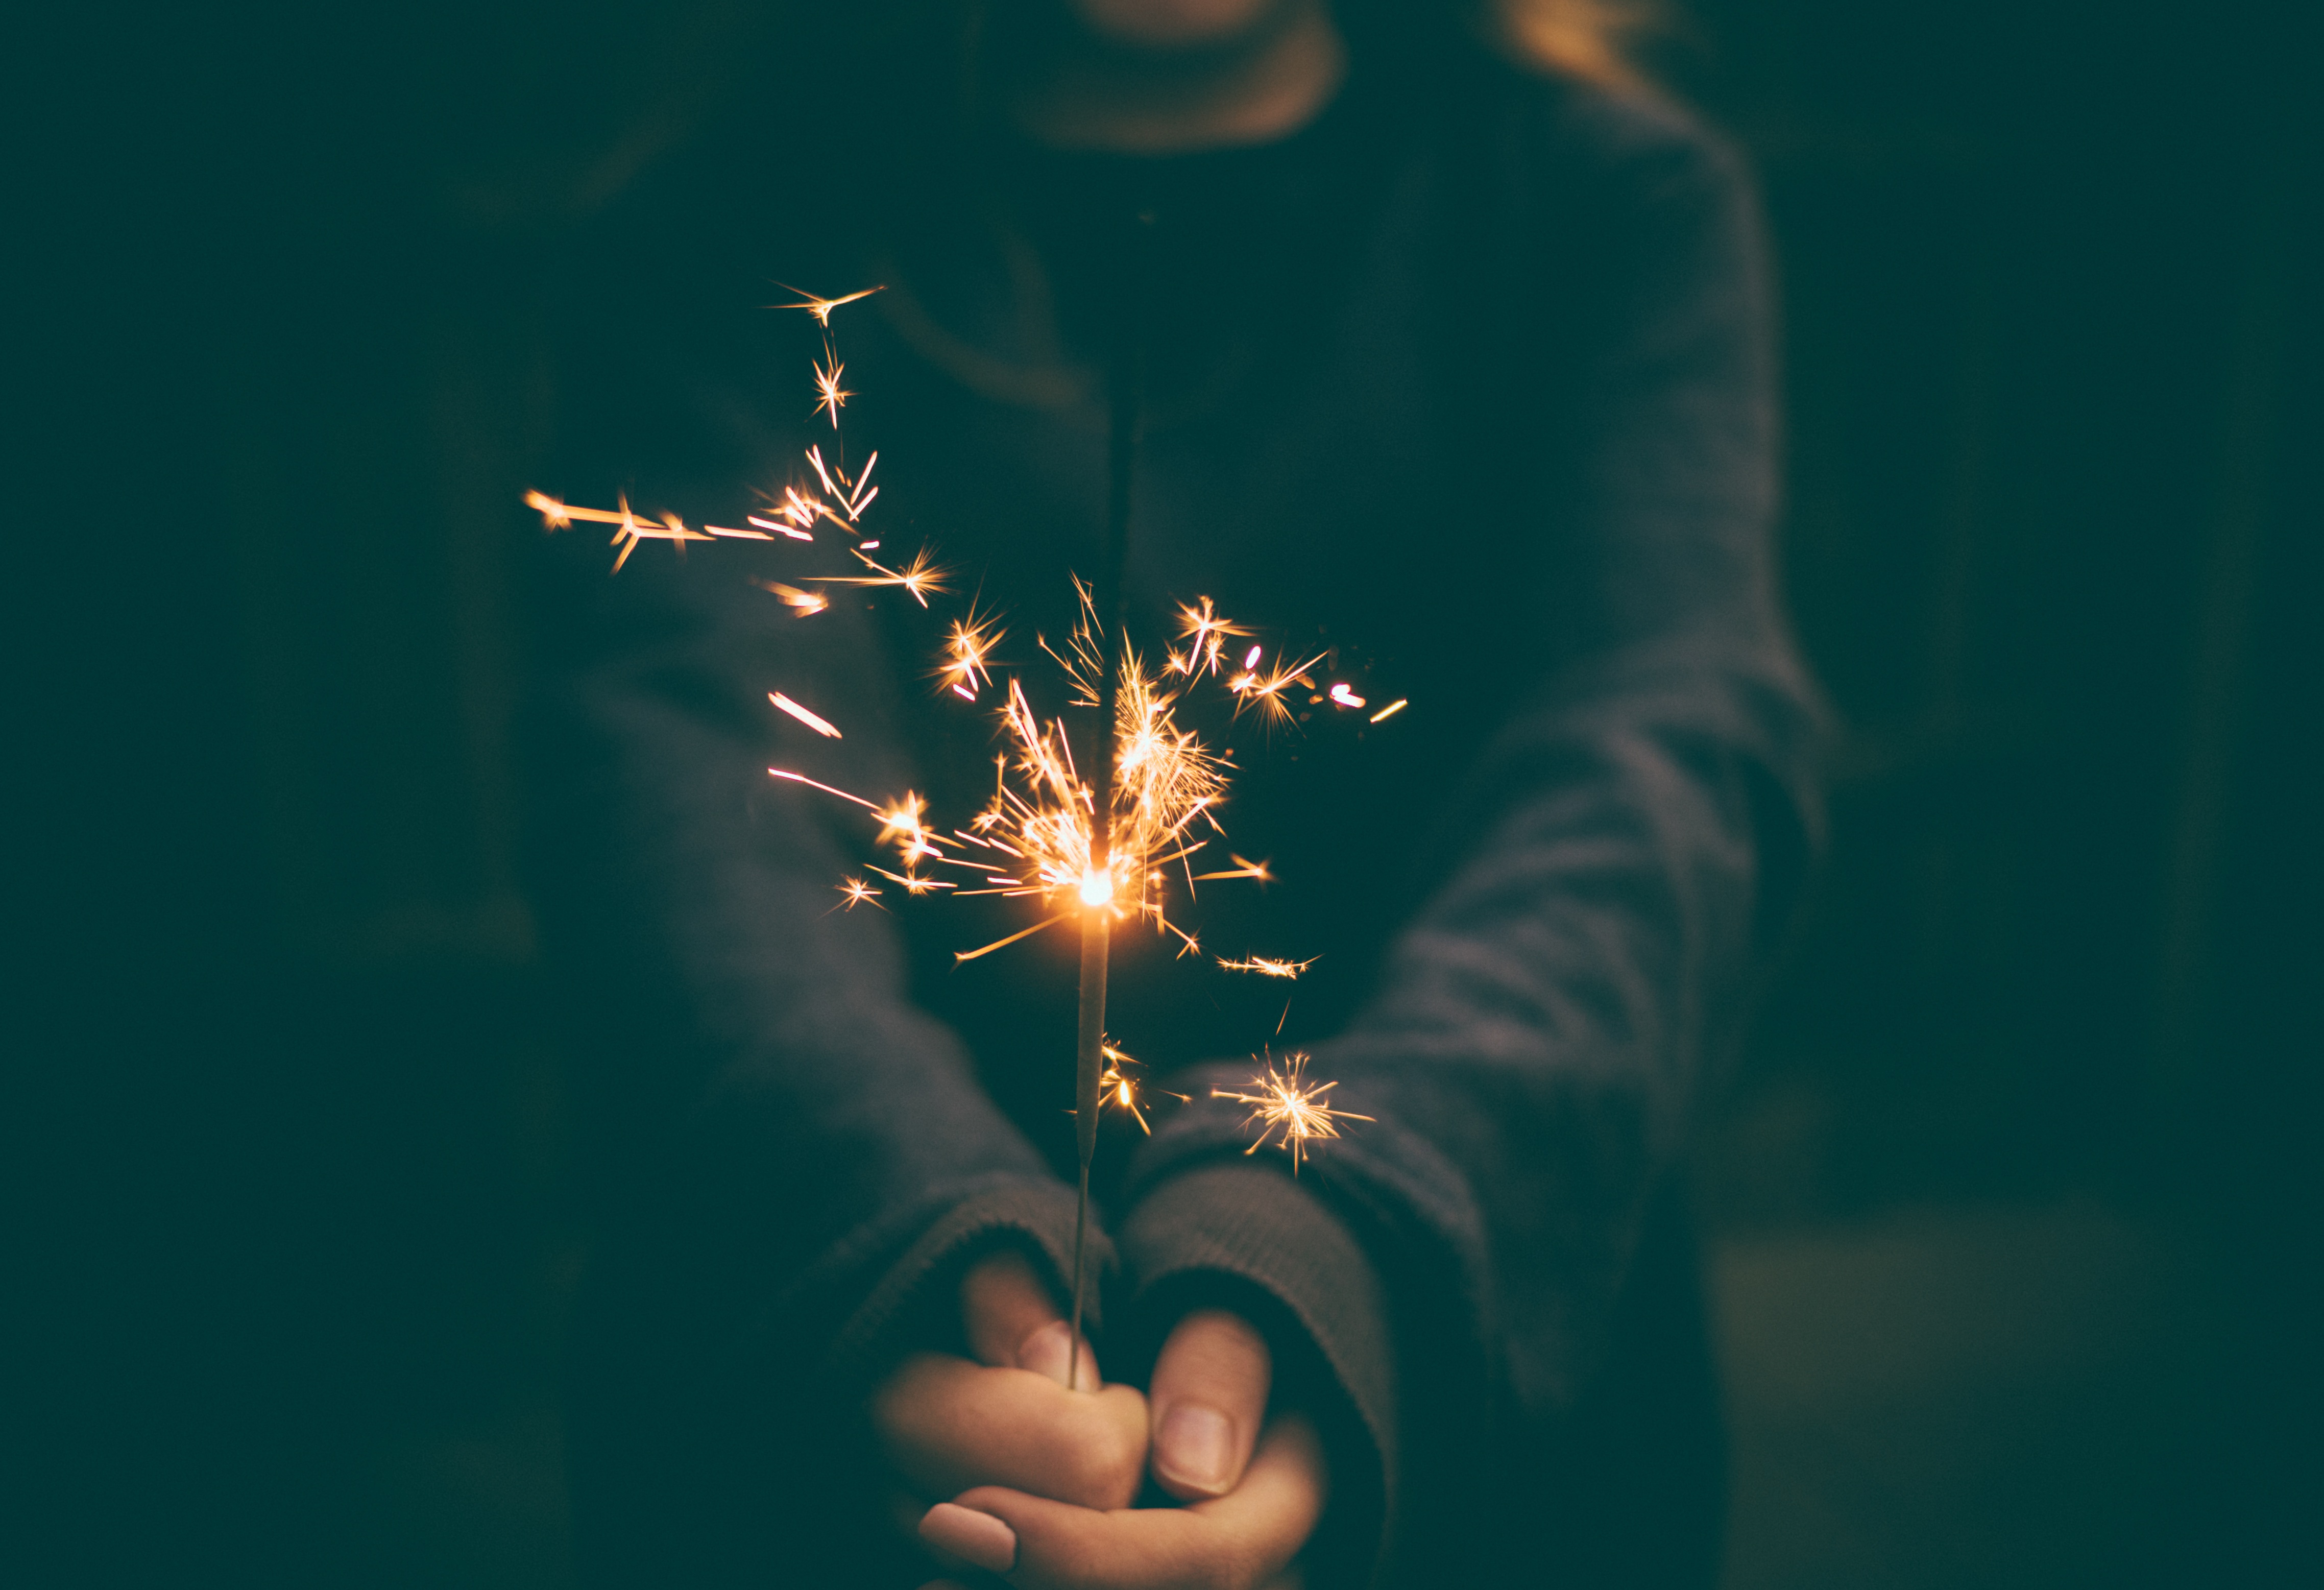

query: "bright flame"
left=1079, top=871, right=1115, bottom=908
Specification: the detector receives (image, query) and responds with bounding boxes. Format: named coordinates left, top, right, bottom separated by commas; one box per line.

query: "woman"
left=526, top=1, right=1820, bottom=1584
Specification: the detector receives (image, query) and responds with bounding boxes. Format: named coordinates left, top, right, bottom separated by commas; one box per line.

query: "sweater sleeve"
left=1122, top=99, right=1822, bottom=1583
left=1115, top=1164, right=1395, bottom=1587
left=528, top=559, right=1090, bottom=1586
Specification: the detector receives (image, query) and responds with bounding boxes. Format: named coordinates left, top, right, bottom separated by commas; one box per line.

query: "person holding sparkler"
left=526, top=0, right=1820, bottom=1585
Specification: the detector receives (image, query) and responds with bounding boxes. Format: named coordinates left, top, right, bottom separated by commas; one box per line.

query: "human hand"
left=872, top=1249, right=1150, bottom=1517
left=916, top=1410, right=1325, bottom=1590
left=916, top=1306, right=1325, bottom=1589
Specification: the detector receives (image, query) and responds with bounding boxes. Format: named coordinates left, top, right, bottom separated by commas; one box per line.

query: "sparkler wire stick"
left=1066, top=206, right=1152, bottom=1392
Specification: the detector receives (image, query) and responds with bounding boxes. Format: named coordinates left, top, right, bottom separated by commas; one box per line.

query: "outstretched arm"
left=1122, top=97, right=1821, bottom=1583
left=529, top=558, right=1094, bottom=1583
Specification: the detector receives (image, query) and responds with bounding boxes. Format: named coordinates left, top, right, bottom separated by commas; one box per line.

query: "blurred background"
left=16, top=1, right=2318, bottom=1584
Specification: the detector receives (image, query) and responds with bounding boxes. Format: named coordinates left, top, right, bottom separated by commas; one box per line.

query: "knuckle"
left=1056, top=1433, right=1142, bottom=1509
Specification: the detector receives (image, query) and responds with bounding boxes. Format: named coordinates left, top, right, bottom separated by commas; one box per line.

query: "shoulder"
left=1418, top=47, right=1759, bottom=237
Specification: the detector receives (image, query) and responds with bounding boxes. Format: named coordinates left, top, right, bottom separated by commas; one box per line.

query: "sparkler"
left=527, top=275, right=1397, bottom=1388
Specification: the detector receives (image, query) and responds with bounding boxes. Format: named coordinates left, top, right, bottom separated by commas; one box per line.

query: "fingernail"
left=1016, top=1320, right=1071, bottom=1383
left=919, top=1503, right=1017, bottom=1574
left=1016, top=1320, right=1099, bottom=1388
left=1156, top=1403, right=1235, bottom=1492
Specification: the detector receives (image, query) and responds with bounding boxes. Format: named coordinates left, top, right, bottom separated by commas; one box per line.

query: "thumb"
left=962, top=1248, right=1100, bottom=1389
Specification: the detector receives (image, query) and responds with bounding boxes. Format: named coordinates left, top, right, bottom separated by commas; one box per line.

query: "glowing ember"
left=1213, top=1050, right=1373, bottom=1173
left=753, top=580, right=829, bottom=615
left=1093, top=1041, right=1189, bottom=1135
left=769, top=691, right=842, bottom=738
left=1216, top=954, right=1316, bottom=978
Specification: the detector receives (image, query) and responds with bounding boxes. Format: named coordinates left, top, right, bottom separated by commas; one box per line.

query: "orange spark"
left=812, top=353, right=852, bottom=428
left=1213, top=1050, right=1372, bottom=1173
left=1175, top=597, right=1251, bottom=676
left=770, top=691, right=842, bottom=738
left=1216, top=954, right=1316, bottom=978
left=1091, top=1041, right=1189, bottom=1135
left=752, top=580, right=829, bottom=615
left=937, top=609, right=1004, bottom=699
left=1229, top=646, right=1332, bottom=729
left=778, top=284, right=885, bottom=325
left=807, top=546, right=950, bottom=607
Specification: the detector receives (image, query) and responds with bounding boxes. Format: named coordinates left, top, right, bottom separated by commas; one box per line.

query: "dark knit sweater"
left=527, top=35, right=1820, bottom=1590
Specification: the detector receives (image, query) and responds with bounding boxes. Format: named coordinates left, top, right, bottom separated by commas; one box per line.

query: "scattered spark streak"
left=808, top=547, right=950, bottom=606
left=844, top=451, right=879, bottom=517
left=747, top=515, right=814, bottom=541
left=524, top=489, right=573, bottom=529
left=768, top=768, right=881, bottom=812
left=938, top=610, right=1004, bottom=699
left=1217, top=954, right=1317, bottom=978
left=1230, top=647, right=1332, bottom=728
left=876, top=791, right=938, bottom=860
left=752, top=580, right=829, bottom=615
left=1189, top=854, right=1271, bottom=884
left=603, top=499, right=715, bottom=572
left=703, top=523, right=777, bottom=541
left=955, top=912, right=1072, bottom=962
left=1328, top=684, right=1366, bottom=709
left=779, top=284, right=885, bottom=325
left=1368, top=698, right=1409, bottom=724
left=1243, top=644, right=1263, bottom=670
left=802, top=444, right=880, bottom=524
left=527, top=492, right=726, bottom=571
left=1213, top=1051, right=1372, bottom=1172
left=1090, top=1041, right=1190, bottom=1134
left=835, top=877, right=883, bottom=911
left=770, top=691, right=842, bottom=738
left=812, top=353, right=852, bottom=427
left=1175, top=597, right=1251, bottom=676
left=806, top=444, right=843, bottom=502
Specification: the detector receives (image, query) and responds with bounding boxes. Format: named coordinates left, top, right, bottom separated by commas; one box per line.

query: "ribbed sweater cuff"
left=1119, top=1162, right=1397, bottom=1588
left=824, top=1176, right=1105, bottom=1391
